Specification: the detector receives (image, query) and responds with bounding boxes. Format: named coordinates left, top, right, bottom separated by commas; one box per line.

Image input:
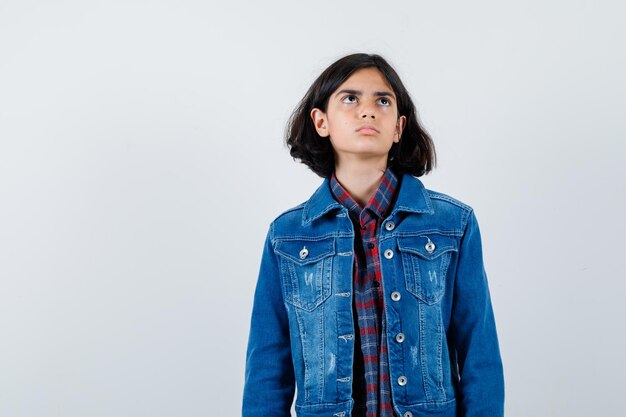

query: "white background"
left=1, top=1, right=625, bottom=416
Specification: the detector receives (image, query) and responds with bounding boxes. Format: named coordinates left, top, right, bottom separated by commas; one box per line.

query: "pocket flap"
left=275, top=238, right=336, bottom=265
left=397, top=234, right=458, bottom=260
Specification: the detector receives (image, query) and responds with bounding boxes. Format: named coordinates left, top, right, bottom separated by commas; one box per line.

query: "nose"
left=359, top=101, right=376, bottom=119
left=359, top=100, right=376, bottom=119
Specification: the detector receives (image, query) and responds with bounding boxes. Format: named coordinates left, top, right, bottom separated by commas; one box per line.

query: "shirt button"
left=372, top=281, right=380, bottom=288
left=383, top=249, right=394, bottom=259
left=397, top=375, right=408, bottom=386
left=395, top=333, right=405, bottom=343
left=367, top=242, right=375, bottom=249
left=404, top=412, right=413, bottom=417
left=384, top=221, right=395, bottom=231
left=391, top=291, right=401, bottom=301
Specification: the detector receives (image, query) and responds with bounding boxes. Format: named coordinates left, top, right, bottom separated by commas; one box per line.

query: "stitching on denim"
left=428, top=192, right=472, bottom=212
left=303, top=202, right=342, bottom=225
left=418, top=302, right=432, bottom=401
left=275, top=233, right=351, bottom=241
left=295, top=399, right=355, bottom=409
left=387, top=230, right=463, bottom=238
left=275, top=245, right=335, bottom=266
left=402, top=397, right=457, bottom=407
left=437, top=318, right=446, bottom=400
left=337, top=251, right=352, bottom=256
left=318, top=296, right=325, bottom=401
left=272, top=202, right=306, bottom=225
left=392, top=204, right=433, bottom=214
left=421, top=185, right=434, bottom=211
left=461, top=208, right=473, bottom=232
left=324, top=256, right=333, bottom=309
left=333, top=283, right=341, bottom=400
left=294, top=307, right=310, bottom=403
left=400, top=245, right=457, bottom=261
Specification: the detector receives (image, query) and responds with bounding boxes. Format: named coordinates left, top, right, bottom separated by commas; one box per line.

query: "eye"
left=342, top=95, right=357, bottom=103
left=378, top=97, right=391, bottom=106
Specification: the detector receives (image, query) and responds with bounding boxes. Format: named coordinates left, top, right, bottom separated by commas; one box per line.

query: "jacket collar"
left=302, top=172, right=434, bottom=225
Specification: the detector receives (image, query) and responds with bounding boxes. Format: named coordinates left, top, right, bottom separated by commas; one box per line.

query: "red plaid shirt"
left=330, top=168, right=400, bottom=417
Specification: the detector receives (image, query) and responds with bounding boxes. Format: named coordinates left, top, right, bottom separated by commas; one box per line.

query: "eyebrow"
left=334, top=89, right=396, bottom=100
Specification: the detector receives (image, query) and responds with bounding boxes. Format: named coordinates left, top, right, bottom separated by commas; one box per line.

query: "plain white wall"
left=1, top=1, right=624, bottom=416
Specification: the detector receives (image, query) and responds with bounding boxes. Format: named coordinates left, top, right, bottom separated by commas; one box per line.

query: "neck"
left=334, top=156, right=388, bottom=207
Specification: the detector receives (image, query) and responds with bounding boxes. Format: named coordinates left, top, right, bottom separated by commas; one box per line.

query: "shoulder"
left=265, top=200, right=308, bottom=239
left=425, top=188, right=473, bottom=212
left=419, top=182, right=475, bottom=230
left=272, top=201, right=307, bottom=223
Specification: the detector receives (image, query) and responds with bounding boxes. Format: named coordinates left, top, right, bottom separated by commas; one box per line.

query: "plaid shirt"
left=330, top=168, right=400, bottom=417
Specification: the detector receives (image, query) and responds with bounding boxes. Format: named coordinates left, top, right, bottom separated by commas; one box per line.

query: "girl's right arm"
left=242, top=223, right=295, bottom=416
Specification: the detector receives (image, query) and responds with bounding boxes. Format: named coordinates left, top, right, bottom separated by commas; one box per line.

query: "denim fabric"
left=242, top=173, right=505, bottom=417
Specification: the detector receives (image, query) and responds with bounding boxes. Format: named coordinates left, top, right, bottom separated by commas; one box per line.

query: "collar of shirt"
left=329, top=168, right=399, bottom=229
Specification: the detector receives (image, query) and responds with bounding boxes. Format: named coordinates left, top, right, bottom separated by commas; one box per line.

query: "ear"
left=310, top=108, right=329, bottom=138
left=394, top=115, right=407, bottom=143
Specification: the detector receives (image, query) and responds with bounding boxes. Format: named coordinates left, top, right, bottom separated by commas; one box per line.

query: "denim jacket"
left=242, top=173, right=505, bottom=417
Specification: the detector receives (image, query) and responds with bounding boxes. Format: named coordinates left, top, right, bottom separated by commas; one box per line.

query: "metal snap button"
left=395, top=333, right=405, bottom=343
left=384, top=221, right=395, bottom=231
left=391, top=291, right=401, bottom=301
left=425, top=239, right=435, bottom=253
left=397, top=375, right=408, bottom=386
left=299, top=246, right=309, bottom=259
left=404, top=412, right=413, bottom=417
left=384, top=249, right=394, bottom=259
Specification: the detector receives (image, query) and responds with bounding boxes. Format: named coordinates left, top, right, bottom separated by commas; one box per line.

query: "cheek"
left=328, top=117, right=350, bottom=130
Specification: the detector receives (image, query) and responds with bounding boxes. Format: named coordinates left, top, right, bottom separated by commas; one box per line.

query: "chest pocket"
left=275, top=238, right=335, bottom=312
left=397, top=234, right=458, bottom=304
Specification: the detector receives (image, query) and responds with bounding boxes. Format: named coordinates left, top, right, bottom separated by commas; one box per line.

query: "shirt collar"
left=302, top=171, right=434, bottom=226
left=329, top=168, right=399, bottom=226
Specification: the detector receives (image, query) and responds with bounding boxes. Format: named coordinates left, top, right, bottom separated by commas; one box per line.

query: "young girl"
left=242, top=53, right=504, bottom=417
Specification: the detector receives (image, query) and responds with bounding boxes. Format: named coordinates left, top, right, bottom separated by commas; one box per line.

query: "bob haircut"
left=285, top=53, right=436, bottom=178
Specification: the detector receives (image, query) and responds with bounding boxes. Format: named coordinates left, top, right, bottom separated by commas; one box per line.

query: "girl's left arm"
left=449, top=210, right=505, bottom=417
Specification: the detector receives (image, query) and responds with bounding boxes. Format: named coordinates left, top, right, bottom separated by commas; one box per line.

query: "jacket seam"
left=397, top=396, right=457, bottom=407
left=272, top=202, right=306, bottom=223
left=460, top=207, right=474, bottom=236
left=428, top=192, right=472, bottom=212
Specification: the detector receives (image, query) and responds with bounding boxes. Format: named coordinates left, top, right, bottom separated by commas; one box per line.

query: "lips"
left=357, top=124, right=379, bottom=134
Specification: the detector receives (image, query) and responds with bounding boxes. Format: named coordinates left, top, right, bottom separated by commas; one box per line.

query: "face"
left=310, top=67, right=406, bottom=166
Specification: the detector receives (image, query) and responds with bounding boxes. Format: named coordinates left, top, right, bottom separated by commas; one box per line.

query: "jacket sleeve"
left=242, top=223, right=295, bottom=417
left=450, top=210, right=505, bottom=417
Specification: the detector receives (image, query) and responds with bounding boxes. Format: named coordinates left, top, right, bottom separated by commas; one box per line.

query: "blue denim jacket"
left=242, top=173, right=504, bottom=417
